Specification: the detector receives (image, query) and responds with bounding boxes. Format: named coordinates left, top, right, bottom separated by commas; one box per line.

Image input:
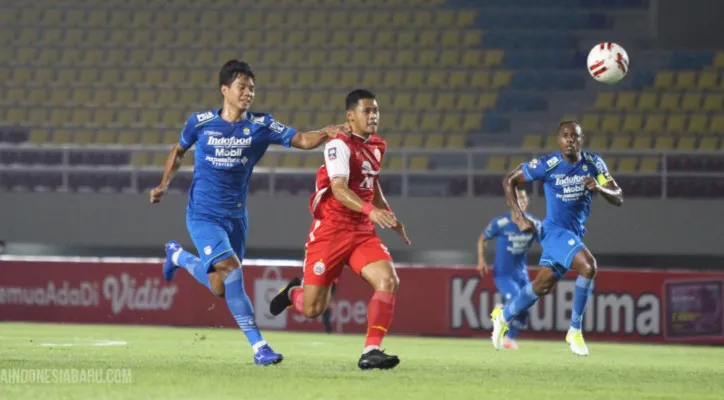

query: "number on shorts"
left=380, top=243, right=390, bottom=255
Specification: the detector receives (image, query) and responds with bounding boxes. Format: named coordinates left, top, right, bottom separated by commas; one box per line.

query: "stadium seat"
left=615, top=92, right=637, bottom=110
left=636, top=92, right=658, bottom=111
left=699, top=137, right=719, bottom=150
left=653, top=72, right=674, bottom=89
left=446, top=134, right=466, bottom=148
left=522, top=135, right=541, bottom=149
left=485, top=156, right=506, bottom=172
left=639, top=157, right=660, bottom=172
left=593, top=93, right=614, bottom=110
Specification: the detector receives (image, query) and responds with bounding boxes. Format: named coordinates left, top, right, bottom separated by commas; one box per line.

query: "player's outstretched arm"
left=476, top=234, right=491, bottom=277
left=290, top=124, right=350, bottom=150
left=330, top=177, right=397, bottom=229
left=150, top=144, right=187, bottom=203
left=584, top=177, right=624, bottom=207
left=502, top=164, right=536, bottom=232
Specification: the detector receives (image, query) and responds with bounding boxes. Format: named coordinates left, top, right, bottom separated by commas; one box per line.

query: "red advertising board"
left=0, top=259, right=722, bottom=345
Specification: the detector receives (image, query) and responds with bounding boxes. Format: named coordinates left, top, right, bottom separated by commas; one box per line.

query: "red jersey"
left=308, top=132, right=386, bottom=231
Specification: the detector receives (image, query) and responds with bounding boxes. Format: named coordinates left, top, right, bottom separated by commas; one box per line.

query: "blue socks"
left=571, top=276, right=595, bottom=330
left=507, top=310, right=529, bottom=339
left=174, top=250, right=211, bottom=291
left=224, top=268, right=265, bottom=349
left=503, top=284, right=539, bottom=322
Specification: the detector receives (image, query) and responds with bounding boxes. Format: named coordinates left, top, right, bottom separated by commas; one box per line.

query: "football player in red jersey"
left=269, top=89, right=410, bottom=370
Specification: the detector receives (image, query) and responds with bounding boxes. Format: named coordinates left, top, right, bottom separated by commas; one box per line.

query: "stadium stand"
left=0, top=0, right=721, bottom=198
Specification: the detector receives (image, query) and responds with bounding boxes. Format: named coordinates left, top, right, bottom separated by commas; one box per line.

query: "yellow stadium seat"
left=617, top=157, right=637, bottom=173
left=601, top=115, right=621, bottom=132
left=675, top=71, right=697, bottom=89
left=440, top=50, right=460, bottom=67
left=462, top=50, right=483, bottom=67
left=615, top=92, right=637, bottom=110
left=448, top=71, right=468, bottom=89
left=590, top=135, right=610, bottom=149
left=491, top=71, right=511, bottom=88
left=610, top=135, right=630, bottom=149
left=420, top=113, right=442, bottom=132
left=387, top=156, right=404, bottom=171
left=699, top=137, right=719, bottom=150
left=680, top=93, right=702, bottom=111
left=257, top=153, right=279, bottom=168
left=688, top=114, right=708, bottom=133
left=710, top=116, right=724, bottom=133
left=697, top=71, right=718, bottom=89
left=581, top=114, right=600, bottom=131
left=151, top=153, right=167, bottom=167
left=403, top=71, right=424, bottom=88
left=404, top=134, right=424, bottom=148
left=417, top=50, right=438, bottom=67
left=131, top=153, right=150, bottom=167
left=462, top=113, right=482, bottom=131
left=484, top=50, right=504, bottom=67
left=639, top=157, right=659, bottom=172
left=94, top=130, right=116, bottom=144
left=522, top=135, right=541, bottom=149
left=714, top=51, right=724, bottom=68
left=653, top=71, right=674, bottom=89
left=643, top=114, right=665, bottom=133
left=28, top=129, right=50, bottom=144
left=392, top=93, right=413, bottom=110
left=50, top=109, right=69, bottom=127
left=140, top=132, right=160, bottom=145
left=74, top=130, right=94, bottom=144
left=653, top=136, right=674, bottom=150
left=703, top=94, right=723, bottom=111
left=313, top=111, right=334, bottom=128
left=480, top=93, right=498, bottom=109
left=593, top=93, right=615, bottom=110
left=446, top=134, right=466, bottom=148
left=658, top=93, right=680, bottom=111
left=435, top=93, right=456, bottom=110
left=469, top=71, right=490, bottom=88
left=427, top=71, right=447, bottom=88
left=632, top=135, right=652, bottom=149
left=409, top=156, right=429, bottom=171
left=464, top=30, right=483, bottom=47
left=485, top=156, right=506, bottom=172
left=622, top=114, right=643, bottom=132
left=666, top=114, right=687, bottom=132
left=677, top=136, right=696, bottom=150
left=52, top=130, right=73, bottom=143
left=455, top=93, right=477, bottom=111
left=424, top=134, right=444, bottom=149
left=397, top=31, right=416, bottom=47
left=508, top=156, right=526, bottom=170
left=545, top=135, right=560, bottom=149
left=385, top=134, right=403, bottom=148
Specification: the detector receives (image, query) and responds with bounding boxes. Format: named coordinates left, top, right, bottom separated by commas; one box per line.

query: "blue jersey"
left=521, top=151, right=612, bottom=238
left=483, top=212, right=540, bottom=274
left=178, top=109, right=298, bottom=218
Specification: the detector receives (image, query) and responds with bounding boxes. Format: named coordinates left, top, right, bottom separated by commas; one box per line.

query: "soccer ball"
left=587, top=42, right=630, bottom=84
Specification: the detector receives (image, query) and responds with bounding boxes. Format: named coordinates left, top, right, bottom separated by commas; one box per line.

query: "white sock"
left=363, top=345, right=380, bottom=354
left=171, top=250, right=182, bottom=266
left=252, top=340, right=268, bottom=353
left=569, top=327, right=581, bottom=333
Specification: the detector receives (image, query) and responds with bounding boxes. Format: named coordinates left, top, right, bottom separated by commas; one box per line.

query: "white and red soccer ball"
left=587, top=42, right=630, bottom=84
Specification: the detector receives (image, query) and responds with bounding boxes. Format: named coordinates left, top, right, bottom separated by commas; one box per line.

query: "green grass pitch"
left=0, top=322, right=722, bottom=400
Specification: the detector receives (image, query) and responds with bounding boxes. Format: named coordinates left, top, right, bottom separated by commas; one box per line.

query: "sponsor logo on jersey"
left=546, top=156, right=559, bottom=167
left=374, top=148, right=381, bottom=162
left=251, top=116, right=266, bottom=124
left=554, top=175, right=586, bottom=186
left=528, top=158, right=539, bottom=168
left=203, top=130, right=223, bottom=137
left=269, top=121, right=286, bottom=133
left=207, top=136, right=252, bottom=147
left=196, top=111, right=214, bottom=123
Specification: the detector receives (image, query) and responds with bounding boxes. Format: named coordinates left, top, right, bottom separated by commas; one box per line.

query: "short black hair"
left=345, top=89, right=376, bottom=110
left=559, top=120, right=580, bottom=128
left=219, top=59, right=255, bottom=87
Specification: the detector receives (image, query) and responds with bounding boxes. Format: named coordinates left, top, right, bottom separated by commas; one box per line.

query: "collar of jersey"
left=216, top=108, right=249, bottom=125
left=350, top=132, right=371, bottom=143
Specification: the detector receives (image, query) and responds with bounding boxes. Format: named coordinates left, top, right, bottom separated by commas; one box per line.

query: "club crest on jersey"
left=243, top=127, right=250, bottom=135
left=313, top=261, right=325, bottom=275
left=327, top=147, right=337, bottom=160
left=582, top=165, right=588, bottom=171
left=374, top=148, right=381, bottom=162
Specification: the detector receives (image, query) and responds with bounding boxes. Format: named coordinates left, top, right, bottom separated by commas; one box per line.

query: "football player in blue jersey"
left=149, top=60, right=345, bottom=366
left=477, top=186, right=541, bottom=349
left=491, top=121, right=623, bottom=356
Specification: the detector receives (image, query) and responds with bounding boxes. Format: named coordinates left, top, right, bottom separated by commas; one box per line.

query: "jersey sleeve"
left=593, top=154, right=614, bottom=185
left=263, top=114, right=298, bottom=148
left=324, top=139, right=351, bottom=179
left=521, top=156, right=548, bottom=181
left=482, top=217, right=501, bottom=240
left=178, top=114, right=198, bottom=150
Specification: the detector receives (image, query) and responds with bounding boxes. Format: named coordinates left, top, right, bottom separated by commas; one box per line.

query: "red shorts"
left=302, top=219, right=393, bottom=287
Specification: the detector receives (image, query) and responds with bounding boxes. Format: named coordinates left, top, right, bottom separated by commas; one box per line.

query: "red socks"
left=364, top=291, right=396, bottom=349
left=290, top=287, right=304, bottom=314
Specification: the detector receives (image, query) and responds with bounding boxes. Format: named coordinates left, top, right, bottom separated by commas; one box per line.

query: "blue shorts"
left=538, top=224, right=586, bottom=279
left=494, top=269, right=530, bottom=304
left=186, top=211, right=248, bottom=272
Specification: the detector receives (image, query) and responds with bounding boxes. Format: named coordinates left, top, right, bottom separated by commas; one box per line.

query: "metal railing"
left=0, top=143, right=721, bottom=199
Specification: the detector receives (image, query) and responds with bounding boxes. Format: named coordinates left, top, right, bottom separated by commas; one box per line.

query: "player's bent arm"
left=599, top=179, right=624, bottom=207
left=157, top=144, right=187, bottom=189
left=372, top=180, right=393, bottom=212
left=502, top=164, right=528, bottom=221
left=477, top=234, right=488, bottom=266
left=329, top=176, right=372, bottom=213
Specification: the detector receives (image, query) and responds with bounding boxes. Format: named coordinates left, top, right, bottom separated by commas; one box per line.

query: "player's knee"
left=581, top=256, right=598, bottom=279
left=374, top=274, right=399, bottom=293
left=302, top=302, right=325, bottom=319
left=209, top=274, right=225, bottom=298
left=533, top=277, right=556, bottom=296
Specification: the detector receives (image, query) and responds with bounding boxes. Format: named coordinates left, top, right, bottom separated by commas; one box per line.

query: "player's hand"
left=369, top=208, right=398, bottom=229
left=321, top=123, right=348, bottom=139
left=513, top=216, right=536, bottom=233
left=476, top=262, right=491, bottom=277
left=392, top=220, right=411, bottom=246
left=583, top=176, right=600, bottom=192
left=150, top=185, right=167, bottom=204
